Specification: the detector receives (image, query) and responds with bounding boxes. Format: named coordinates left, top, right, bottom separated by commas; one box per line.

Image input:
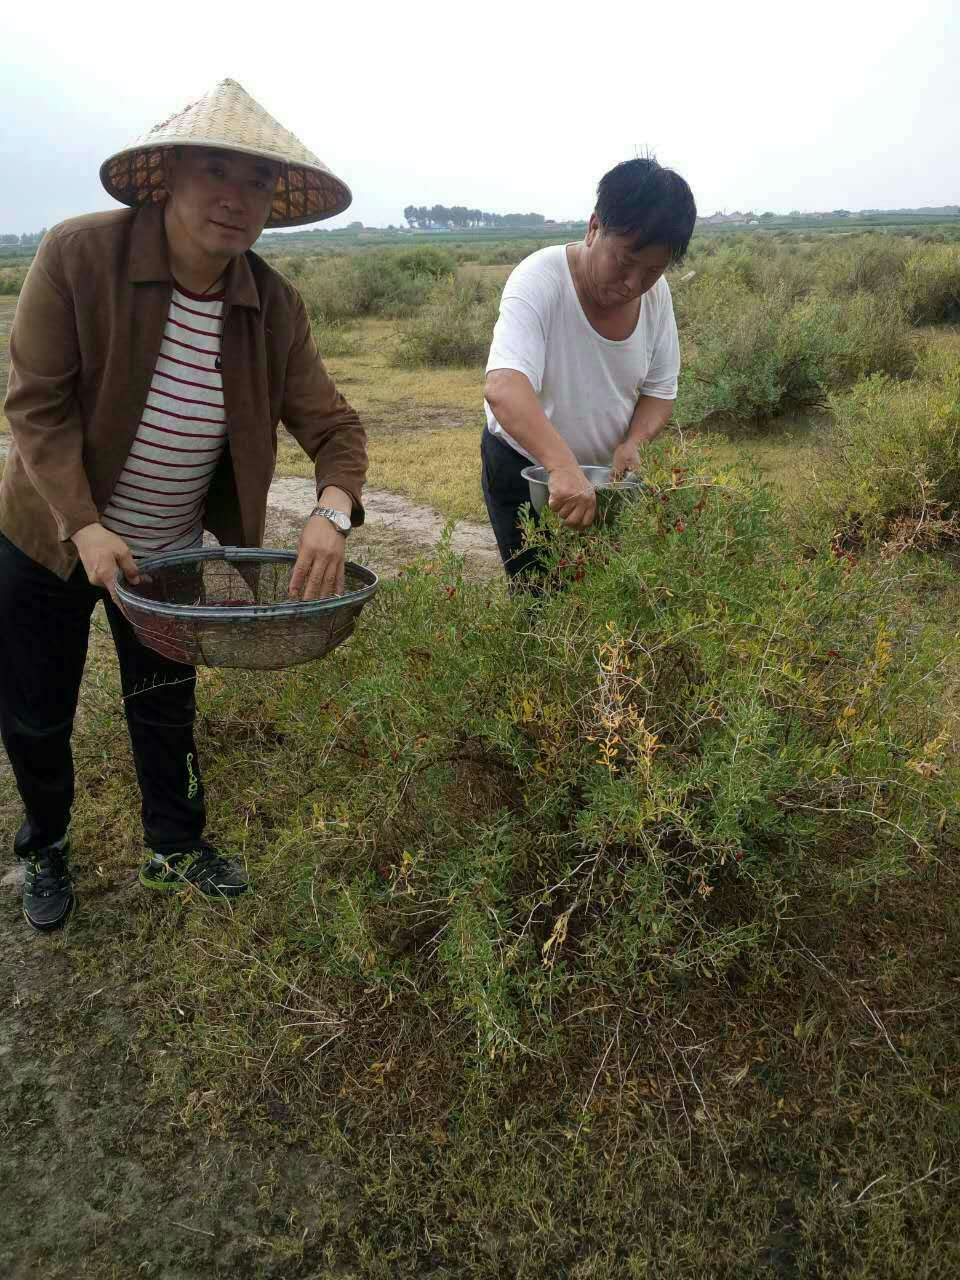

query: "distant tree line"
left=0, top=229, right=47, bottom=248
left=403, top=205, right=547, bottom=230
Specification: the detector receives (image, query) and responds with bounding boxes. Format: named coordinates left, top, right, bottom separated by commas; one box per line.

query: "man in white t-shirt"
left=482, top=158, right=696, bottom=579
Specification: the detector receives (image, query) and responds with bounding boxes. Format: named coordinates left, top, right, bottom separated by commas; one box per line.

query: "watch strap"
left=310, top=504, right=351, bottom=535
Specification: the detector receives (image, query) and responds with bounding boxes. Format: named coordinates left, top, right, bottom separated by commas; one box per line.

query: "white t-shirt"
left=484, top=245, right=680, bottom=464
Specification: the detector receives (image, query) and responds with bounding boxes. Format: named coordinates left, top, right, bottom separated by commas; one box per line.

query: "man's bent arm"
left=626, top=394, right=675, bottom=445
left=611, top=395, right=676, bottom=478
left=483, top=369, right=579, bottom=472
left=4, top=231, right=100, bottom=541
left=484, top=369, right=596, bottom=529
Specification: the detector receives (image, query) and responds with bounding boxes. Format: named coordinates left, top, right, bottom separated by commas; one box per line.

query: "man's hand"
left=548, top=463, right=597, bottom=530
left=611, top=439, right=642, bottom=480
left=72, top=523, right=139, bottom=602
left=289, top=513, right=346, bottom=601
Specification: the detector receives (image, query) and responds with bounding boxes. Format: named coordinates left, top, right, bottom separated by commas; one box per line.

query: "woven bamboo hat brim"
left=100, top=79, right=351, bottom=229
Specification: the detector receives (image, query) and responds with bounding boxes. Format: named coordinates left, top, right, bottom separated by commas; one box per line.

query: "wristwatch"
left=310, top=505, right=351, bottom=536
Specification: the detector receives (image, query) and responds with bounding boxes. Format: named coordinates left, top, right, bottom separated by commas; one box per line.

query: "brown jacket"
left=1, top=204, right=367, bottom=579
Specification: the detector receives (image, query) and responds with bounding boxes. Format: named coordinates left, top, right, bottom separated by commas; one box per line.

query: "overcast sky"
left=1, top=0, right=956, bottom=234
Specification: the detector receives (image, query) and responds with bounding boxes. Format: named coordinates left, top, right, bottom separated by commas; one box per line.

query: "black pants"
left=480, top=429, right=543, bottom=581
left=0, top=533, right=206, bottom=857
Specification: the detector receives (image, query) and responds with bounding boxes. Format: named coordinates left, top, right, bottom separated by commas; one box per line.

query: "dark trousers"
left=480, top=429, right=543, bottom=581
left=0, top=532, right=206, bottom=857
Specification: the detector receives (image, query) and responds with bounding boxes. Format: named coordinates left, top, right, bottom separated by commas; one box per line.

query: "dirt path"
left=268, top=476, right=498, bottom=576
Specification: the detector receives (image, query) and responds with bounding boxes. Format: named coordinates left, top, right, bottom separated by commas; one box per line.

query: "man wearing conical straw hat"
left=1, top=79, right=367, bottom=928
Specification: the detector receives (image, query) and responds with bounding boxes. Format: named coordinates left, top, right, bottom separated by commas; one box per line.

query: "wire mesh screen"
left=116, top=548, right=378, bottom=670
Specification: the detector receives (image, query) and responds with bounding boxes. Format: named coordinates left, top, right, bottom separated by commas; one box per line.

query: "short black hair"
left=595, top=158, right=697, bottom=264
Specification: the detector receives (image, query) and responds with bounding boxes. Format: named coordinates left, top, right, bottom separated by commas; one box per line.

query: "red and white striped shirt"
left=102, top=283, right=228, bottom=557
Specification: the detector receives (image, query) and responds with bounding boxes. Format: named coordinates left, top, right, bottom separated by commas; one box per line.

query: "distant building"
left=698, top=211, right=751, bottom=226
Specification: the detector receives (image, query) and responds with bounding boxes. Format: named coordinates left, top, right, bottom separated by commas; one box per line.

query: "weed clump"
left=0, top=263, right=29, bottom=295
left=807, top=351, right=960, bottom=550
left=677, top=284, right=916, bottom=424
left=900, top=245, right=960, bottom=323
left=296, top=248, right=459, bottom=324
left=311, top=319, right=361, bottom=359
left=393, top=277, right=499, bottom=367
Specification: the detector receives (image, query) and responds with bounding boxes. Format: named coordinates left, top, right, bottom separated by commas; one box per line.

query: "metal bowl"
left=520, top=464, right=648, bottom=525
left=116, top=547, right=378, bottom=671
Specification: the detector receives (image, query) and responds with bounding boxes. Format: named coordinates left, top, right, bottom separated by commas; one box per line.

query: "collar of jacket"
left=127, top=202, right=261, bottom=310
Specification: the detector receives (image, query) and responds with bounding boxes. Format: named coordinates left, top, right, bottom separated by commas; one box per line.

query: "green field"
left=2, top=229, right=960, bottom=1278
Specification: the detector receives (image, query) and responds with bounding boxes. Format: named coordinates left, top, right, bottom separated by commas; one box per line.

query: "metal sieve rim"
left=115, top=546, right=378, bottom=624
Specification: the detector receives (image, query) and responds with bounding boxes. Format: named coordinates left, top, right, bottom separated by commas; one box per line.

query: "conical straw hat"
left=100, top=79, right=351, bottom=229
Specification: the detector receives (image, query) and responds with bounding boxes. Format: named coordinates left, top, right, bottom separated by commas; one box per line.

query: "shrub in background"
left=900, top=245, right=960, bottom=323
left=388, top=246, right=457, bottom=280
left=794, top=291, right=917, bottom=385
left=816, top=236, right=910, bottom=299
left=350, top=251, right=440, bottom=317
left=806, top=351, right=960, bottom=547
left=471, top=240, right=546, bottom=266
left=295, top=248, right=460, bottom=324
left=676, top=286, right=916, bottom=425
left=669, top=267, right=754, bottom=336
left=311, top=319, right=362, bottom=358
left=393, top=276, right=499, bottom=367
left=0, top=264, right=29, bottom=295
left=677, top=285, right=806, bottom=422
left=297, top=255, right=365, bottom=323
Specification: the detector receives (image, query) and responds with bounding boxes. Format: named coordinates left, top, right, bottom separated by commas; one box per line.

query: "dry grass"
left=277, top=425, right=485, bottom=522
left=921, top=322, right=960, bottom=358
left=318, top=317, right=483, bottom=418
left=365, top=425, right=484, bottom=519
left=274, top=317, right=487, bottom=518
left=691, top=413, right=824, bottom=517
left=458, top=262, right=513, bottom=289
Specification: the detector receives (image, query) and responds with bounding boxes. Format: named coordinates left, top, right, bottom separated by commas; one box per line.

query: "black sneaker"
left=22, top=839, right=75, bottom=932
left=138, top=847, right=250, bottom=898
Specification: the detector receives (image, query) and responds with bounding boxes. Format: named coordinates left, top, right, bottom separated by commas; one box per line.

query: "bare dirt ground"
left=0, top=826, right=353, bottom=1278
left=0, top=292, right=500, bottom=1275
